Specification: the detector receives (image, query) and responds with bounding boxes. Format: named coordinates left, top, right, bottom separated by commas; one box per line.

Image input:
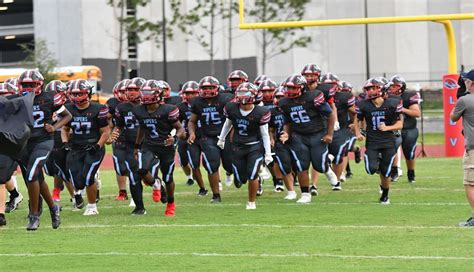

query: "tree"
left=247, top=0, right=312, bottom=74
left=170, top=0, right=235, bottom=76
left=20, top=39, right=58, bottom=83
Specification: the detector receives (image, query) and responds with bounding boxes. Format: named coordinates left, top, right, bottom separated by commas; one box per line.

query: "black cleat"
left=354, top=146, right=361, bottom=164
left=459, top=217, right=474, bottom=227
left=5, top=193, right=23, bottom=213
left=198, top=188, right=208, bottom=196
left=332, top=182, right=342, bottom=191
left=345, top=171, right=353, bottom=179
left=0, top=215, right=6, bottom=226
left=210, top=195, right=221, bottom=203
left=50, top=205, right=61, bottom=229
left=379, top=196, right=390, bottom=205
left=186, top=178, right=194, bottom=186
left=390, top=168, right=399, bottom=182
left=74, top=194, right=85, bottom=210
left=26, top=215, right=40, bottom=231
left=131, top=207, right=147, bottom=215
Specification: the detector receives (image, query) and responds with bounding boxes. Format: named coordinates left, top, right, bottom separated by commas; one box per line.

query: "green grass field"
left=1, top=157, right=473, bottom=271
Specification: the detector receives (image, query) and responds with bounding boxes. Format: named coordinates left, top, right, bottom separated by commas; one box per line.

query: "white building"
left=1, top=0, right=473, bottom=92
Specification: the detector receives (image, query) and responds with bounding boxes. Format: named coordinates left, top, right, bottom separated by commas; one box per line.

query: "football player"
left=62, top=79, right=110, bottom=215
left=107, top=80, right=130, bottom=201
left=0, top=81, right=23, bottom=215
left=269, top=86, right=297, bottom=200
left=388, top=75, right=420, bottom=183
left=328, top=82, right=356, bottom=184
left=217, top=83, right=272, bottom=209
left=18, top=70, right=71, bottom=230
left=133, top=80, right=186, bottom=217
left=354, top=78, right=404, bottom=204
left=301, top=66, right=339, bottom=195
left=43, top=80, right=75, bottom=207
left=259, top=79, right=285, bottom=192
left=113, top=77, right=148, bottom=214
left=0, top=82, right=21, bottom=226
left=160, top=80, right=183, bottom=105
left=176, top=81, right=208, bottom=196
left=339, top=81, right=361, bottom=180
left=278, top=74, right=334, bottom=204
left=225, top=70, right=249, bottom=95
left=188, top=76, right=234, bottom=203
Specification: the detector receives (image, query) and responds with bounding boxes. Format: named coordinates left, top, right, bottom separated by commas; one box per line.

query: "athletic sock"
left=301, top=186, right=309, bottom=193
left=381, top=188, right=389, bottom=199
left=212, top=193, right=220, bottom=198
left=153, top=180, right=161, bottom=190
left=167, top=196, right=174, bottom=204
left=346, top=162, right=351, bottom=173
left=186, top=174, right=192, bottom=180
left=9, top=188, right=19, bottom=199
left=407, top=170, right=415, bottom=178
left=129, top=181, right=144, bottom=209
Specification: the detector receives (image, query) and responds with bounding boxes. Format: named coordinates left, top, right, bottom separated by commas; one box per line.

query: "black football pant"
left=364, top=146, right=397, bottom=178
left=401, top=128, right=418, bottom=161
left=66, top=147, right=105, bottom=190
left=231, top=143, right=264, bottom=184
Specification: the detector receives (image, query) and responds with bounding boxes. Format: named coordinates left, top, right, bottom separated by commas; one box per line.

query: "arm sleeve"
left=260, top=123, right=272, bottom=156
left=218, top=118, right=233, bottom=141
left=168, top=106, right=180, bottom=122
left=114, top=107, right=125, bottom=127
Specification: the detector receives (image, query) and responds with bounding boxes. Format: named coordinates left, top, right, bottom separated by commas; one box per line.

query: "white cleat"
left=284, top=191, right=297, bottom=200
left=325, top=168, right=338, bottom=186
left=296, top=193, right=311, bottom=204
left=83, top=205, right=99, bottom=216
left=246, top=201, right=256, bottom=210
left=225, top=174, right=233, bottom=187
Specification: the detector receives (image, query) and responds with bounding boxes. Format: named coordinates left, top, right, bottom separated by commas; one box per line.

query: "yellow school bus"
left=0, top=65, right=109, bottom=103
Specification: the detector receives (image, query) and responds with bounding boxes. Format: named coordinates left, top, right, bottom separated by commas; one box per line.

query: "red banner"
left=442, top=74, right=464, bottom=157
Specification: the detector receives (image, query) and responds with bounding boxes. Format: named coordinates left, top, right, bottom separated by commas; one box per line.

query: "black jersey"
left=262, top=101, right=275, bottom=110
left=31, top=91, right=65, bottom=142
left=278, top=90, right=328, bottom=135
left=115, top=102, right=140, bottom=144
left=52, top=102, right=71, bottom=148
left=316, top=83, right=336, bottom=103
left=190, top=93, right=234, bottom=137
left=133, top=104, right=180, bottom=147
left=269, top=106, right=286, bottom=137
left=334, top=91, right=356, bottom=129
left=356, top=97, right=403, bottom=148
left=164, top=96, right=183, bottom=106
left=401, top=91, right=420, bottom=129
left=65, top=102, right=109, bottom=148
left=106, top=97, right=126, bottom=142
left=224, top=102, right=270, bottom=145
left=176, top=101, right=192, bottom=131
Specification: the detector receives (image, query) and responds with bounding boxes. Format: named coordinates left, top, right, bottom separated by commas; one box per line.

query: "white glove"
left=264, top=154, right=274, bottom=166
left=334, top=121, right=340, bottom=132
left=217, top=139, right=225, bottom=149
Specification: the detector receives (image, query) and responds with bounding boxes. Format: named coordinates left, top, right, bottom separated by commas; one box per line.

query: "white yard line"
left=0, top=251, right=471, bottom=261
left=9, top=223, right=467, bottom=230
